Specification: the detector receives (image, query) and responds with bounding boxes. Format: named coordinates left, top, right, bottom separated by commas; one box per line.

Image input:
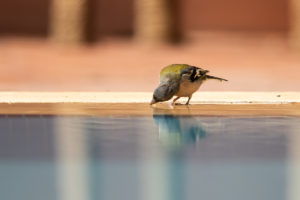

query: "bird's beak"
left=150, top=98, right=156, bottom=105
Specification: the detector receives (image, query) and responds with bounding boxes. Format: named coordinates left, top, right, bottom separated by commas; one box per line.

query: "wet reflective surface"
left=0, top=115, right=299, bottom=200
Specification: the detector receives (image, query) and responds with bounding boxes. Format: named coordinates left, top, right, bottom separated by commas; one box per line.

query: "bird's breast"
left=175, top=79, right=203, bottom=97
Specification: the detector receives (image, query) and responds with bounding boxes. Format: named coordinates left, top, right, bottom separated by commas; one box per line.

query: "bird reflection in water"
left=153, top=108, right=206, bottom=148
left=152, top=109, right=207, bottom=200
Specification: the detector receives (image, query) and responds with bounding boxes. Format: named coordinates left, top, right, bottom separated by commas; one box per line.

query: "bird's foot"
left=168, top=102, right=175, bottom=109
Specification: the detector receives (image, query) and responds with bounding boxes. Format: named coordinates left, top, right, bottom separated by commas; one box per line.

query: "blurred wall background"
left=0, top=0, right=290, bottom=39
left=0, top=0, right=50, bottom=36
left=0, top=0, right=299, bottom=92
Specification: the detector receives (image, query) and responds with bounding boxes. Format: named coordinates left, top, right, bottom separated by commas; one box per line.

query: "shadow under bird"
left=150, top=64, right=228, bottom=105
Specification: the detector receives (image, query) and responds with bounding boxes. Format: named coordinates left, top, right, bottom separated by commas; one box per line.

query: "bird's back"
left=160, top=64, right=191, bottom=82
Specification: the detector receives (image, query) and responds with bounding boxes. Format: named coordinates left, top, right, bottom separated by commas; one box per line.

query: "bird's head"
left=150, top=96, right=158, bottom=105
left=150, top=81, right=178, bottom=105
left=150, top=88, right=165, bottom=105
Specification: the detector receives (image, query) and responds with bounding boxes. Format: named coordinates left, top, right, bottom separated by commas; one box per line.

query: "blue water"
left=0, top=115, right=299, bottom=200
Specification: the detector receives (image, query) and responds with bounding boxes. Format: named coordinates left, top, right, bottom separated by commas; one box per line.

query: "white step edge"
left=0, top=92, right=299, bottom=104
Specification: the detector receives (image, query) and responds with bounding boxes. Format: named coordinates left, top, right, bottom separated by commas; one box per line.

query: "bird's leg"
left=185, top=96, right=192, bottom=106
left=172, top=96, right=180, bottom=105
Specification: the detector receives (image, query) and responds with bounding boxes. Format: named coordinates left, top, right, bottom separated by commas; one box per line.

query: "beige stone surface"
left=0, top=92, right=299, bottom=104
left=0, top=92, right=299, bottom=116
left=0, top=102, right=300, bottom=116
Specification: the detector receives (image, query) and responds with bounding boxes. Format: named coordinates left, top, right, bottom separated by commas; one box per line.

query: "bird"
left=150, top=64, right=228, bottom=105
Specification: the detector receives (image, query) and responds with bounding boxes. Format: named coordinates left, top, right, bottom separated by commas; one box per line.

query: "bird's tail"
left=206, top=75, right=228, bottom=82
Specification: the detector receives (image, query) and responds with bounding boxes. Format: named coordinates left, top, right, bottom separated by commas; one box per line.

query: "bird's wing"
left=160, top=64, right=190, bottom=82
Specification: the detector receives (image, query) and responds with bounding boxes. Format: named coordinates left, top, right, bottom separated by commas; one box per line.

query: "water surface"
left=0, top=115, right=299, bottom=200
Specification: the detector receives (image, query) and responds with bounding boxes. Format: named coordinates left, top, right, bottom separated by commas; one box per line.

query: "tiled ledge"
left=0, top=92, right=299, bottom=116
